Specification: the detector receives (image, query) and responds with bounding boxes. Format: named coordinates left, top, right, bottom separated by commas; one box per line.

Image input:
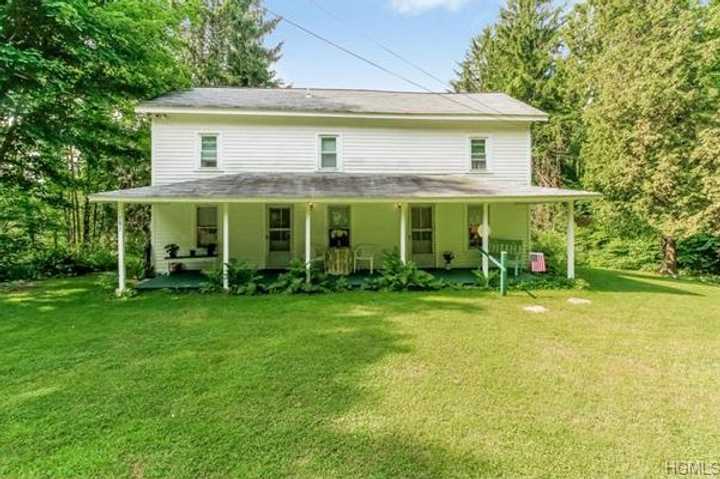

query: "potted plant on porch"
left=442, top=251, right=455, bottom=270
left=164, top=243, right=180, bottom=259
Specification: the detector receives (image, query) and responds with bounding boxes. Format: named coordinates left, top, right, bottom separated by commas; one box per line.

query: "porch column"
left=567, top=201, right=575, bottom=279
left=116, top=202, right=126, bottom=295
left=222, top=203, right=230, bottom=291
left=482, top=203, right=490, bottom=278
left=399, top=203, right=408, bottom=264
left=305, top=203, right=312, bottom=283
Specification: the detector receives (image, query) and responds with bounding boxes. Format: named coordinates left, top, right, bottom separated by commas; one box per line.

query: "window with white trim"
left=199, top=134, right=218, bottom=168
left=319, top=135, right=339, bottom=170
left=469, top=138, right=488, bottom=171
left=196, top=207, right=218, bottom=248
left=467, top=205, right=485, bottom=249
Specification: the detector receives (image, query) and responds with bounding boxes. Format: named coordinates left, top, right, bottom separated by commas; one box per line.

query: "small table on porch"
left=325, top=247, right=352, bottom=275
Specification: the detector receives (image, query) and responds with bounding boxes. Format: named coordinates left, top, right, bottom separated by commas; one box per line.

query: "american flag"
left=529, top=252, right=546, bottom=273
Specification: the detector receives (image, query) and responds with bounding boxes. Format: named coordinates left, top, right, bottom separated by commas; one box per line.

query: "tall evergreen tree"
left=454, top=0, right=575, bottom=194
left=184, top=0, right=282, bottom=87
left=569, top=0, right=720, bottom=274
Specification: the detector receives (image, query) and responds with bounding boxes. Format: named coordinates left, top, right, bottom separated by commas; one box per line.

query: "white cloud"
left=390, top=0, right=472, bottom=15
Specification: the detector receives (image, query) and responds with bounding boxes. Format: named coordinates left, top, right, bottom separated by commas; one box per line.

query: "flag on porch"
left=529, top=252, right=546, bottom=273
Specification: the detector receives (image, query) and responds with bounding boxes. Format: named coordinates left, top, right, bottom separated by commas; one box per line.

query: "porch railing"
left=477, top=248, right=508, bottom=296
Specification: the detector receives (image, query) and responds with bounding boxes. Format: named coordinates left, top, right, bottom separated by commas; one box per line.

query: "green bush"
left=332, top=276, right=352, bottom=292
left=509, top=275, right=589, bottom=291
left=535, top=227, right=720, bottom=275
left=362, top=251, right=445, bottom=292
left=472, top=268, right=499, bottom=289
left=531, top=230, right=568, bottom=274
left=677, top=234, right=720, bottom=275
left=0, top=242, right=132, bottom=282
left=533, top=227, right=660, bottom=272
left=84, top=249, right=117, bottom=272
left=268, top=258, right=333, bottom=294
left=204, top=259, right=265, bottom=295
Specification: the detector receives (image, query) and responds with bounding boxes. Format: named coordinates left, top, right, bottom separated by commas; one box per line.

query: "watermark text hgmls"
left=666, top=461, right=720, bottom=476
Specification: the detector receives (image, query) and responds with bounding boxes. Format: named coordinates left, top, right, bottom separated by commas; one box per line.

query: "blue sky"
left=266, top=0, right=508, bottom=91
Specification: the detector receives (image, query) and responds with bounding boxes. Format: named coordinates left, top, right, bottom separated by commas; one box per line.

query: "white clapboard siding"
left=152, top=115, right=532, bottom=186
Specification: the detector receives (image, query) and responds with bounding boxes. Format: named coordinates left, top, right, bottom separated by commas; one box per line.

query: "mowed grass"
left=1, top=270, right=719, bottom=478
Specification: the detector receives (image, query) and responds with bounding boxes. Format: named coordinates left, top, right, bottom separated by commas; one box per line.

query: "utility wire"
left=302, top=0, right=509, bottom=117
left=264, top=6, right=510, bottom=118
left=306, top=0, right=449, bottom=91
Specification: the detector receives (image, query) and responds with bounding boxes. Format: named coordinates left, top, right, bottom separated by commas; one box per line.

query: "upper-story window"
left=319, top=135, right=340, bottom=170
left=469, top=137, right=488, bottom=172
left=199, top=133, right=219, bottom=169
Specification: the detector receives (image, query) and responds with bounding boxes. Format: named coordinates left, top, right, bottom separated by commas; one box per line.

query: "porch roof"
left=89, top=173, right=600, bottom=204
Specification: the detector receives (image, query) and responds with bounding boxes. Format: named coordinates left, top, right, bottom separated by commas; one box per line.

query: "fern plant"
left=203, top=259, right=264, bottom=295
left=363, top=250, right=444, bottom=292
left=267, top=258, right=333, bottom=294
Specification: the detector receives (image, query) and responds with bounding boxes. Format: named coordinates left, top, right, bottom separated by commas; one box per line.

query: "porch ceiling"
left=89, top=172, right=601, bottom=204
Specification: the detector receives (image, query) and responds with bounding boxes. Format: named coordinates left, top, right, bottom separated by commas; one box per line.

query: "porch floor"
left=135, top=268, right=482, bottom=290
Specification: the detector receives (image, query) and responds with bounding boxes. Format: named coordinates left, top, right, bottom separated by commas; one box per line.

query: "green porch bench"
left=488, top=238, right=526, bottom=276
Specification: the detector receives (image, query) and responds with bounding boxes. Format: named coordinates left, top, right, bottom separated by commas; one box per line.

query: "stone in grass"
left=523, top=305, right=548, bottom=313
left=567, top=297, right=592, bottom=305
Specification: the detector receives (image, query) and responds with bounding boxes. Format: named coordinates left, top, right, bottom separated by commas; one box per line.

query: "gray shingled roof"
left=136, top=88, right=547, bottom=118
left=90, top=173, right=599, bottom=203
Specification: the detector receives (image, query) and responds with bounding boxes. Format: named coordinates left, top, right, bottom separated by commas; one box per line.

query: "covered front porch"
left=89, top=173, right=600, bottom=294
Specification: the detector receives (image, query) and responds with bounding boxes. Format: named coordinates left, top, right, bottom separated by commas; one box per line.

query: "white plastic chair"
left=353, top=244, right=377, bottom=274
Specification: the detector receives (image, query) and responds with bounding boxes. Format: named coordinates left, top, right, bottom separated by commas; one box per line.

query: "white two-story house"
left=90, top=88, right=599, bottom=292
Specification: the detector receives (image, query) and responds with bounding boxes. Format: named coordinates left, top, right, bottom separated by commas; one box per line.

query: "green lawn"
left=1, top=270, right=719, bottom=478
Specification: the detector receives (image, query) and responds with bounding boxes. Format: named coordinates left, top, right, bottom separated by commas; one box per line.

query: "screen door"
left=410, top=206, right=434, bottom=267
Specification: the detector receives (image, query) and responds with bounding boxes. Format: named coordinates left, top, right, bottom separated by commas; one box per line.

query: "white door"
left=267, top=206, right=292, bottom=268
left=410, top=206, right=435, bottom=267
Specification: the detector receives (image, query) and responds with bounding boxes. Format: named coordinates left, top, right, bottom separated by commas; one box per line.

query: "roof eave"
left=134, top=105, right=549, bottom=122
left=89, top=192, right=600, bottom=204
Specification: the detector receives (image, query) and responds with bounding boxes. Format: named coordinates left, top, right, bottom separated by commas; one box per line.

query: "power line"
left=263, top=6, right=510, bottom=118
left=305, top=0, right=450, bottom=91
left=302, top=0, right=509, bottom=117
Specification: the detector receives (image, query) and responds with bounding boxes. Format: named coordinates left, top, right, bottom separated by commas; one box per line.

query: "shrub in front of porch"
left=204, top=259, right=265, bottom=295
left=361, top=251, right=446, bottom=292
left=267, top=259, right=335, bottom=294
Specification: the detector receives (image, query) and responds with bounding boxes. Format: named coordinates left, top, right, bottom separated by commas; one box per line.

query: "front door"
left=267, top=206, right=292, bottom=268
left=410, top=206, right=434, bottom=267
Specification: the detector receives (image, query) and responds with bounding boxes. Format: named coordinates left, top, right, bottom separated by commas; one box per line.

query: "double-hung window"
left=469, top=138, right=488, bottom=172
left=199, top=134, right=219, bottom=169
left=319, top=135, right=339, bottom=170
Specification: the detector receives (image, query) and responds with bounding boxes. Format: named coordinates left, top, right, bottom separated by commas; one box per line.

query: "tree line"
left=1, top=0, right=718, bottom=280
left=456, top=0, right=720, bottom=275
left=0, top=0, right=280, bottom=279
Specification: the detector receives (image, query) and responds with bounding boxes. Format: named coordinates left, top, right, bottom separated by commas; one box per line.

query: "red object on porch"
left=529, top=252, right=546, bottom=273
